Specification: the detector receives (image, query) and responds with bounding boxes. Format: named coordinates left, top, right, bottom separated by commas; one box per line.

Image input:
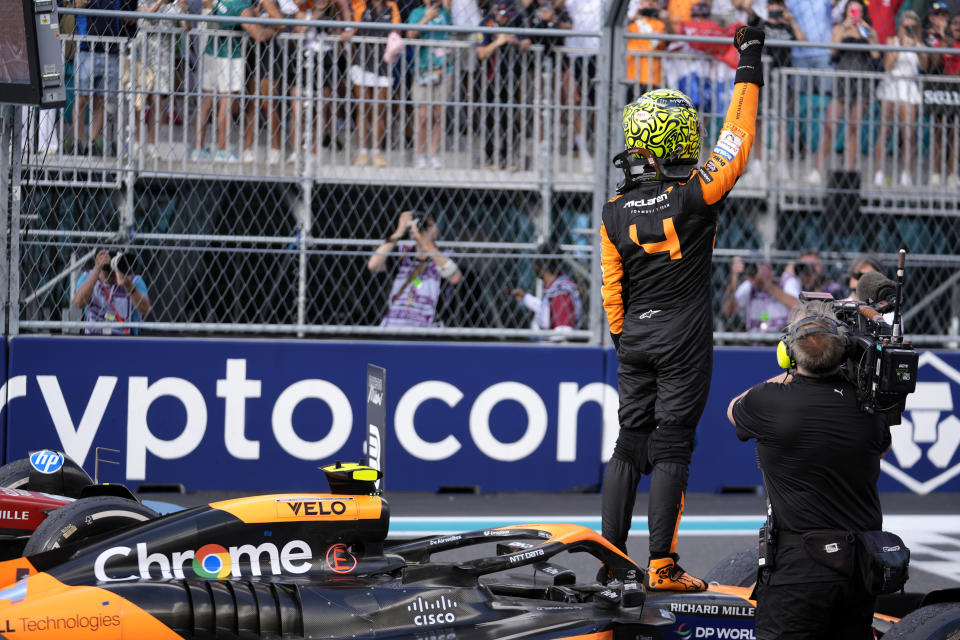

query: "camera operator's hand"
left=734, top=25, right=765, bottom=85
left=391, top=211, right=414, bottom=242
left=512, top=287, right=526, bottom=301
left=121, top=273, right=136, bottom=293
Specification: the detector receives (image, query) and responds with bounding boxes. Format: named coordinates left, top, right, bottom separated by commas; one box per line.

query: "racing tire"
left=702, top=547, right=759, bottom=588
left=23, top=495, right=158, bottom=555
left=0, top=458, right=35, bottom=490
left=881, top=602, right=960, bottom=640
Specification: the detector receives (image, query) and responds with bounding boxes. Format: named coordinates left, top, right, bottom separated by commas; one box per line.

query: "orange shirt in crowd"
left=667, top=0, right=699, bottom=27
left=626, top=15, right=667, bottom=86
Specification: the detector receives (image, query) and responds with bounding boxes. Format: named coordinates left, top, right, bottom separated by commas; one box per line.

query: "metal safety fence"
left=4, top=8, right=960, bottom=346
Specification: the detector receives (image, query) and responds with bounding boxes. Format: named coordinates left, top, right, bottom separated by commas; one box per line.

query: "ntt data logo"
left=883, top=352, right=960, bottom=494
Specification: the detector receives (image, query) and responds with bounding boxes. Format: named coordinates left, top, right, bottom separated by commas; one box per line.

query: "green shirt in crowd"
left=204, top=0, right=251, bottom=59
left=407, top=5, right=453, bottom=74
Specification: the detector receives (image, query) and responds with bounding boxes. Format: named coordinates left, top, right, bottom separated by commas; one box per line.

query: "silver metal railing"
left=7, top=11, right=960, bottom=345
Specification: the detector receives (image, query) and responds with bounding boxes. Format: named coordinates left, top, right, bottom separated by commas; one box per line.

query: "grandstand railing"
left=7, top=11, right=960, bottom=345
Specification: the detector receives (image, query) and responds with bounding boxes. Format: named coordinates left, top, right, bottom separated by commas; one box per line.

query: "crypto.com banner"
left=2, top=336, right=959, bottom=493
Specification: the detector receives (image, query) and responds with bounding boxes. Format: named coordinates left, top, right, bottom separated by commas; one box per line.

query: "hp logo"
left=29, top=450, right=64, bottom=474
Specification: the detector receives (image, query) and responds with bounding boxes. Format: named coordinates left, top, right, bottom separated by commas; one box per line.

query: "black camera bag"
left=856, top=530, right=910, bottom=595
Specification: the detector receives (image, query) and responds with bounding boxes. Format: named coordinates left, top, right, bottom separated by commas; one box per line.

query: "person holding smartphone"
left=874, top=10, right=927, bottom=187
left=406, top=0, right=453, bottom=169
left=812, top=0, right=879, bottom=181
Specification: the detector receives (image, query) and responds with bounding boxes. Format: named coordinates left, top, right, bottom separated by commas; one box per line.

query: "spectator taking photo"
left=368, top=211, right=462, bottom=327
left=73, top=249, right=152, bottom=335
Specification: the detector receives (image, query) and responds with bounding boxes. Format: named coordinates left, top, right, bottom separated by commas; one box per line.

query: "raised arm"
left=694, top=26, right=763, bottom=205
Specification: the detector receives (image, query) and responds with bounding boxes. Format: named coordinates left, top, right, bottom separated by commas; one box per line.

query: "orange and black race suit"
left=599, top=81, right=759, bottom=558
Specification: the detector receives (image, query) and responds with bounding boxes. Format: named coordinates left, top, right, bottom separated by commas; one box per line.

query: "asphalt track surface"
left=147, top=490, right=960, bottom=596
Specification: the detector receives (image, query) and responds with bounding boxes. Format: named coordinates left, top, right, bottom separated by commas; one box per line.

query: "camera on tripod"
left=799, top=250, right=918, bottom=425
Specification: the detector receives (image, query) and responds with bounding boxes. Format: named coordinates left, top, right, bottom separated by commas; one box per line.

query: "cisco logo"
left=29, top=450, right=64, bottom=474
left=408, top=595, right=459, bottom=626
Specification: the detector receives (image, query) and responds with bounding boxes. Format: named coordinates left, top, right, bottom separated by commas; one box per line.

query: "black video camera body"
left=800, top=292, right=918, bottom=425
left=102, top=250, right=136, bottom=276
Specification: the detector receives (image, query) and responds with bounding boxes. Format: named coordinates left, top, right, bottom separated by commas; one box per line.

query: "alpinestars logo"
left=408, top=595, right=459, bottom=626
left=882, top=352, right=960, bottom=494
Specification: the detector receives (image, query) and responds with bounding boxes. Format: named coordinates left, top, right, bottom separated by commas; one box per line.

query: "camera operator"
left=73, top=249, right=152, bottom=335
left=368, top=211, right=462, bottom=327
left=727, top=300, right=891, bottom=640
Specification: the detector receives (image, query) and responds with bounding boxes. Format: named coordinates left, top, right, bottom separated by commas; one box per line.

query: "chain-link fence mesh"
left=6, top=9, right=960, bottom=345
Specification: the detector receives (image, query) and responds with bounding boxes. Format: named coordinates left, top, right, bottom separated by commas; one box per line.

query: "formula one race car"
left=0, top=450, right=158, bottom=560
left=1, top=462, right=956, bottom=639
left=0, top=462, right=675, bottom=639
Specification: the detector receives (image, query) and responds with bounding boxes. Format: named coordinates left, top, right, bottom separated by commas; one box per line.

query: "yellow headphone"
left=776, top=316, right=845, bottom=370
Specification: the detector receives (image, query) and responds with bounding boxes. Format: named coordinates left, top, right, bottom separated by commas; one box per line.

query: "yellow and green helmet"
left=622, top=89, right=702, bottom=168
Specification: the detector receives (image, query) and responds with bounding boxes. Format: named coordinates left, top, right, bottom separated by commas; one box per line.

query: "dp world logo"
left=882, top=352, right=960, bottom=494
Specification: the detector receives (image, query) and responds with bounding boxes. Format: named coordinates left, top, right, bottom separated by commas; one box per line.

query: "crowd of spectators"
left=43, top=0, right=958, bottom=183
left=722, top=249, right=899, bottom=335
left=623, top=0, right=960, bottom=188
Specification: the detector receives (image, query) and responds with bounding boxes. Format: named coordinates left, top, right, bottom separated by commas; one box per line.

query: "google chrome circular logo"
left=193, top=544, right=231, bottom=579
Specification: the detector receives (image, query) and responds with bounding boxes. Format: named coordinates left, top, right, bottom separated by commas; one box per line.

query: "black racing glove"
left=611, top=332, right=621, bottom=351
left=734, top=25, right=765, bottom=86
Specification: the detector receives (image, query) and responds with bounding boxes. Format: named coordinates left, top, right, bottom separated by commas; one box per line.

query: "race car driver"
left=599, top=25, right=765, bottom=592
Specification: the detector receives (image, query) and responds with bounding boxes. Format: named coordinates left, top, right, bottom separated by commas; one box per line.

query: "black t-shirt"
left=734, top=373, right=889, bottom=533
left=478, top=12, right=528, bottom=82
left=86, top=0, right=138, bottom=52
left=733, top=373, right=890, bottom=584
left=527, top=7, right=571, bottom=58
left=748, top=14, right=796, bottom=69
left=760, top=20, right=796, bottom=69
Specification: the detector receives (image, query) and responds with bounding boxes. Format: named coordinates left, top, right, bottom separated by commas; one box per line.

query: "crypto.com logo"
left=883, top=352, right=960, bottom=494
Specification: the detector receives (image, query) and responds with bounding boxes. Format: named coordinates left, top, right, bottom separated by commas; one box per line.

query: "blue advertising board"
left=3, top=336, right=960, bottom=494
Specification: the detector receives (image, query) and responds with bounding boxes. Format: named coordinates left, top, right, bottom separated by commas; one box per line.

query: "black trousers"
left=484, top=83, right=522, bottom=166
left=601, top=338, right=712, bottom=558
left=755, top=578, right=875, bottom=640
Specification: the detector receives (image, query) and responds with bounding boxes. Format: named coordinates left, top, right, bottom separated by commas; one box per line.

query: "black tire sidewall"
left=24, top=495, right=157, bottom=555
left=702, top=547, right=760, bottom=588
left=883, top=603, right=960, bottom=640
left=0, top=459, right=36, bottom=490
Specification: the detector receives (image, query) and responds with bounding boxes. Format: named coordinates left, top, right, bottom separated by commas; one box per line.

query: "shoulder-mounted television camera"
left=798, top=250, right=918, bottom=425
